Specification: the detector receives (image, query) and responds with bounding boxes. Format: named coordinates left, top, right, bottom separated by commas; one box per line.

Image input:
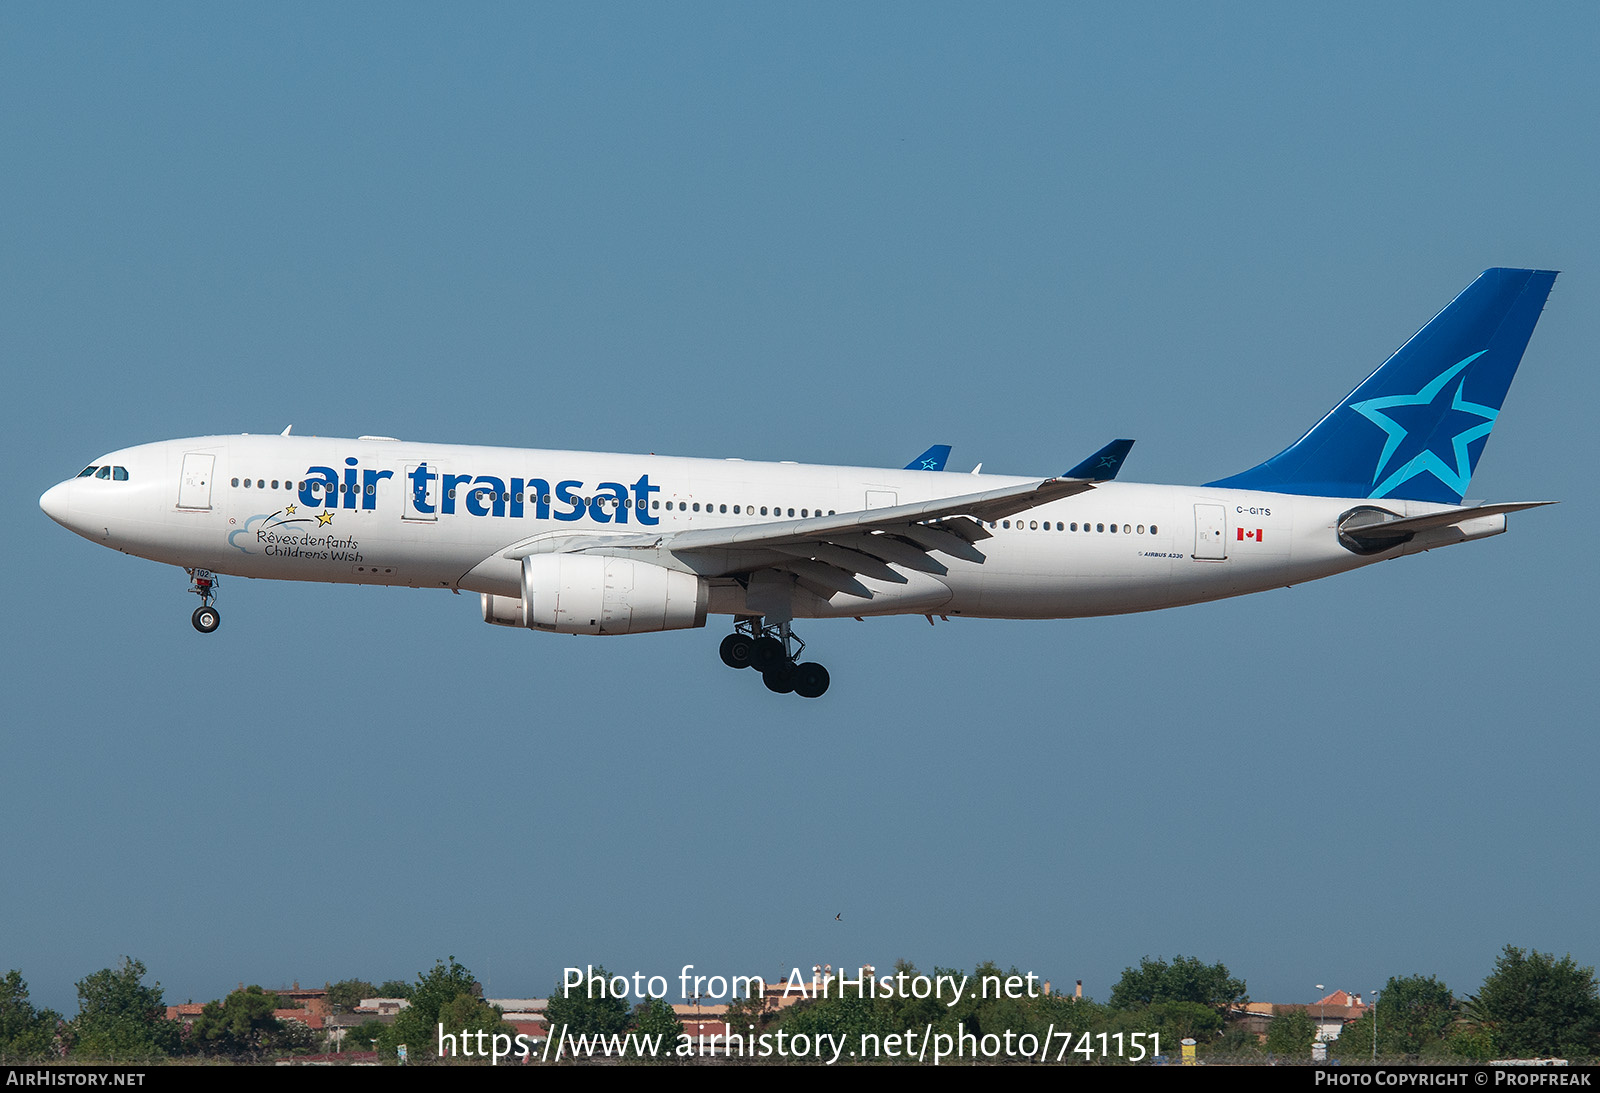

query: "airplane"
left=40, top=268, right=1557, bottom=699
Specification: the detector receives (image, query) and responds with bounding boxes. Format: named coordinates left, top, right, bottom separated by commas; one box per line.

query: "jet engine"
left=482, top=554, right=709, bottom=635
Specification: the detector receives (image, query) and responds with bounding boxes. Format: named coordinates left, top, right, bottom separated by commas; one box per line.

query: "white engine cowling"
left=481, top=593, right=525, bottom=627
left=520, top=554, right=708, bottom=635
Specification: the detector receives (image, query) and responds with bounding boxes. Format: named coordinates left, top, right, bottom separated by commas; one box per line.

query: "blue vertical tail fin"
left=905, top=444, right=952, bottom=471
left=1206, top=268, right=1557, bottom=503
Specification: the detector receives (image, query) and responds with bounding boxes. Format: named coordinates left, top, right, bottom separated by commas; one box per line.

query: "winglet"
left=1065, top=439, right=1135, bottom=481
left=905, top=444, right=952, bottom=472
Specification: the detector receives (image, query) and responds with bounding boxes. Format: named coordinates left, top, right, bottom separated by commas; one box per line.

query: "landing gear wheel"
left=793, top=662, right=830, bottom=698
left=749, top=636, right=786, bottom=673
left=719, top=633, right=753, bottom=669
left=762, top=663, right=796, bottom=694
left=192, top=606, right=220, bottom=634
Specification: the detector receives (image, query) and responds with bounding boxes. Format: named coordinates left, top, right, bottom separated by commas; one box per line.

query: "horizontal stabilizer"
left=1340, top=500, right=1555, bottom=541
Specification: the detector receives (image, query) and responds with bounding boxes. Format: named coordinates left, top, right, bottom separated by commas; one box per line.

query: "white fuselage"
left=39, top=433, right=1502, bottom=625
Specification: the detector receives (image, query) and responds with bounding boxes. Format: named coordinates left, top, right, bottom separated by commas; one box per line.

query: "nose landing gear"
left=718, top=618, right=829, bottom=698
left=188, top=569, right=220, bottom=633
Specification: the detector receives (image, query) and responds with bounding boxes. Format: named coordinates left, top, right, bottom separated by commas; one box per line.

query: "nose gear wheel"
left=186, top=569, right=221, bottom=634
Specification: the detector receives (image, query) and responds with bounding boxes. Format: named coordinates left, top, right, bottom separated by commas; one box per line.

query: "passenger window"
left=1030, top=521, right=1037, bottom=530
left=1150, top=525, right=1158, bottom=534
left=231, top=478, right=240, bottom=487
left=1096, top=523, right=1104, bottom=532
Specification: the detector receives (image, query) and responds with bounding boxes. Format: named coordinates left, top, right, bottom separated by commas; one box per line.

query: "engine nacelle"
left=481, top=593, right=526, bottom=627
left=520, top=554, right=708, bottom=635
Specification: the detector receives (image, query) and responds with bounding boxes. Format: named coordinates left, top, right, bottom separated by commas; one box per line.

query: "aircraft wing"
left=503, top=441, right=1134, bottom=600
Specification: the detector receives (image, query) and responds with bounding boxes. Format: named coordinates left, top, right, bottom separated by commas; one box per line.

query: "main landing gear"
left=187, top=569, right=220, bottom=634
left=718, top=618, right=830, bottom=698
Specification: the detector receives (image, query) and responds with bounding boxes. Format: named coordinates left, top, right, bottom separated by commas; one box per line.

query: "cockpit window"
left=95, top=466, right=111, bottom=479
left=113, top=466, right=129, bottom=481
left=78, top=466, right=98, bottom=477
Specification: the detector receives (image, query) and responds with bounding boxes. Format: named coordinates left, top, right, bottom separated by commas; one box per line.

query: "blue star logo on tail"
left=1349, top=350, right=1495, bottom=500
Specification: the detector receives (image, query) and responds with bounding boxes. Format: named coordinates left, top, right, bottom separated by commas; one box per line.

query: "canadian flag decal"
left=1237, top=527, right=1264, bottom=543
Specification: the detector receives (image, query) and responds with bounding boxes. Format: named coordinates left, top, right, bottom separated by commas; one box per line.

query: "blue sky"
left=5, top=2, right=1597, bottom=1016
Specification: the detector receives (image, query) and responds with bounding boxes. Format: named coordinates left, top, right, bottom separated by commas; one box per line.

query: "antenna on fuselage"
left=281, top=425, right=293, bottom=436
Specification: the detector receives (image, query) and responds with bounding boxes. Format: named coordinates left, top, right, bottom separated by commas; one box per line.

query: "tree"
left=1468, top=945, right=1600, bottom=1059
left=631, top=997, right=684, bottom=1057
left=377, top=980, right=414, bottom=1000
left=433, top=993, right=514, bottom=1057
left=188, top=985, right=309, bottom=1059
left=1, top=971, right=62, bottom=1060
left=1206, top=1022, right=1265, bottom=1060
left=1376, top=975, right=1457, bottom=1058
left=1108, top=955, right=1249, bottom=1016
left=724, top=983, right=775, bottom=1033
left=1109, top=999, right=1223, bottom=1044
left=342, top=1018, right=390, bottom=1055
left=69, top=958, right=180, bottom=1059
left=1265, top=1009, right=1317, bottom=1058
left=325, top=980, right=377, bottom=1014
left=545, top=965, right=631, bottom=1036
left=382, top=956, right=503, bottom=1061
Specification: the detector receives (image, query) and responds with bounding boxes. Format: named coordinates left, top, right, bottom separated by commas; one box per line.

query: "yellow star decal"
left=284, top=504, right=296, bottom=515
left=317, top=511, right=334, bottom=526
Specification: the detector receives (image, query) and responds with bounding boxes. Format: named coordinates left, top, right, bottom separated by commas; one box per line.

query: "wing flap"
left=771, top=542, right=909, bottom=584
left=826, top=532, right=950, bottom=574
left=781, top=559, right=874, bottom=599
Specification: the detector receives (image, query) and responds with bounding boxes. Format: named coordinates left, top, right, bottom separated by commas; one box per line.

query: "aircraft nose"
left=39, top=480, right=73, bottom=526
